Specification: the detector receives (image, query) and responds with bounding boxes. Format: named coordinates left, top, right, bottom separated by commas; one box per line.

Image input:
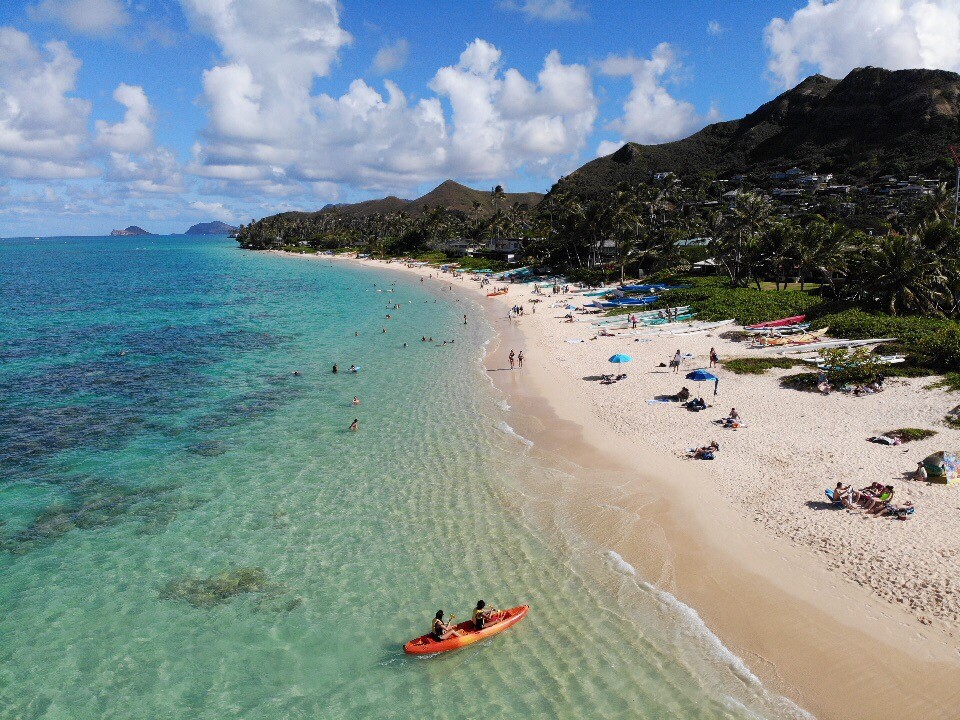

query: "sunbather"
left=863, top=485, right=895, bottom=513
left=691, top=441, right=720, bottom=460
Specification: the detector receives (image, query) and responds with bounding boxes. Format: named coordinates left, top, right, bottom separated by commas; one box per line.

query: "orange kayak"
left=403, top=605, right=529, bottom=655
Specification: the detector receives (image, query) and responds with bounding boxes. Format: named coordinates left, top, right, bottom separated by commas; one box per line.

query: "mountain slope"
left=317, top=180, right=544, bottom=219
left=560, top=67, right=960, bottom=198
left=185, top=221, right=238, bottom=235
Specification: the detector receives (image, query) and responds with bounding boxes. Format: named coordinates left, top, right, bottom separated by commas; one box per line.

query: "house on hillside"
left=481, top=237, right=527, bottom=263
left=434, top=237, right=479, bottom=257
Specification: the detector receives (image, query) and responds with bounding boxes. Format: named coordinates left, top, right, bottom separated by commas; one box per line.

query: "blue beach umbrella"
left=608, top=354, right=633, bottom=364
left=686, top=368, right=719, bottom=397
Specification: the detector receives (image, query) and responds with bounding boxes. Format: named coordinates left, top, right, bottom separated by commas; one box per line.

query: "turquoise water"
left=0, top=237, right=810, bottom=719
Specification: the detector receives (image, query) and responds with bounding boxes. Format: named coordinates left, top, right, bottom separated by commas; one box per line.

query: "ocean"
left=0, top=236, right=810, bottom=719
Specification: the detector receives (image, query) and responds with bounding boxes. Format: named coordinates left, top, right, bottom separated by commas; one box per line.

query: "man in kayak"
left=432, top=611, right=461, bottom=640
left=472, top=600, right=500, bottom=630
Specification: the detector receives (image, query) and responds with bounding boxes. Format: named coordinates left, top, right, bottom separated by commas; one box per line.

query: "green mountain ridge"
left=559, top=67, right=960, bottom=198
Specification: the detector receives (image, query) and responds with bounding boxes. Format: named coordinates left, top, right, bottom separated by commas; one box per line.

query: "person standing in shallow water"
left=349, top=419, right=358, bottom=431
left=508, top=350, right=515, bottom=369
left=333, top=363, right=338, bottom=374
left=517, top=351, right=524, bottom=368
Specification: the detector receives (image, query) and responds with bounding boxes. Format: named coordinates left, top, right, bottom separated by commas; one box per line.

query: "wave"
left=495, top=421, right=533, bottom=447
left=603, top=550, right=814, bottom=720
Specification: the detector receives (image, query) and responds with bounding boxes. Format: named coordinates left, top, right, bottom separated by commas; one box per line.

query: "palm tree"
left=851, top=234, right=949, bottom=315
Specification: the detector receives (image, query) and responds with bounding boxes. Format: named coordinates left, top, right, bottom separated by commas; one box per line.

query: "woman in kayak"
left=472, top=600, right=499, bottom=630
left=432, top=611, right=460, bottom=640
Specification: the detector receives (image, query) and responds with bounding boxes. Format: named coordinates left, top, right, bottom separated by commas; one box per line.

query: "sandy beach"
left=272, top=251, right=960, bottom=719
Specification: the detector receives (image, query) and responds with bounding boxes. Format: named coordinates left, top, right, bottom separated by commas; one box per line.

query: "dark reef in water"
left=160, top=567, right=274, bottom=608
left=1, top=479, right=201, bottom=556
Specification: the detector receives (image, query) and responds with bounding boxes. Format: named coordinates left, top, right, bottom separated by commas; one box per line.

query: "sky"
left=1, top=0, right=960, bottom=237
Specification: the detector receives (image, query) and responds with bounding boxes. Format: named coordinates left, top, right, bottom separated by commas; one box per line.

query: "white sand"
left=498, top=286, right=960, bottom=628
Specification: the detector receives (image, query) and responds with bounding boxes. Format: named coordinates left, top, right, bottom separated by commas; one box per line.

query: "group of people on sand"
left=431, top=601, right=502, bottom=640
left=830, top=481, right=913, bottom=518
left=508, top=349, right=524, bottom=369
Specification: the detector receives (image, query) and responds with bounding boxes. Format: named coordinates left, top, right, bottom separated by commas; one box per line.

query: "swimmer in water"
left=352, top=397, right=360, bottom=406
left=292, top=370, right=301, bottom=376
left=332, top=363, right=339, bottom=374
left=349, top=365, right=357, bottom=373
left=349, top=419, right=359, bottom=431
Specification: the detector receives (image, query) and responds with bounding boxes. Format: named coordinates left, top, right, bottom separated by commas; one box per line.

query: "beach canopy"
left=686, top=369, right=717, bottom=382
left=608, top=354, right=633, bottom=364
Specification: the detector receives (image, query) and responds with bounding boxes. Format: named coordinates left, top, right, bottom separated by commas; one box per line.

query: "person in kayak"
left=432, top=611, right=460, bottom=640
left=472, top=600, right=499, bottom=630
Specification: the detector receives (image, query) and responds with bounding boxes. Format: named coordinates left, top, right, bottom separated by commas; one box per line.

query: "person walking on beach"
left=509, top=350, right=515, bottom=370
left=518, top=351, right=524, bottom=368
left=671, top=349, right=682, bottom=374
left=709, top=347, right=719, bottom=368
left=464, top=314, right=467, bottom=325
left=630, top=314, right=637, bottom=329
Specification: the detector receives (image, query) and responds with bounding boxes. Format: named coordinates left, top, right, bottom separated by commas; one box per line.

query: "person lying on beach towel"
left=879, top=501, right=915, bottom=519
left=869, top=435, right=902, bottom=445
left=684, top=397, right=707, bottom=411
left=688, top=441, right=719, bottom=460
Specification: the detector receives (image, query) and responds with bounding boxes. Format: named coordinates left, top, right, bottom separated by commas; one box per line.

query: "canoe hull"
left=403, top=605, right=529, bottom=655
left=746, top=315, right=806, bottom=329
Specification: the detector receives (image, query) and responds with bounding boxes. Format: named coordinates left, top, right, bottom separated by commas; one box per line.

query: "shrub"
left=918, top=327, right=960, bottom=372
left=819, top=347, right=886, bottom=385
left=780, top=372, right=820, bottom=392
left=650, top=285, right=823, bottom=326
left=722, top=357, right=800, bottom=375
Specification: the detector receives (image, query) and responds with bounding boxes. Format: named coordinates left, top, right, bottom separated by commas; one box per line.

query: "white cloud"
left=95, top=83, right=182, bottom=194
left=0, top=27, right=93, bottom=179
left=189, top=199, right=236, bottom=221
left=96, top=84, right=154, bottom=153
left=373, top=39, right=410, bottom=74
left=765, top=0, right=960, bottom=88
left=105, top=147, right=184, bottom=194
left=189, top=11, right=598, bottom=192
left=600, top=43, right=716, bottom=145
left=707, top=20, right=725, bottom=36
left=27, top=0, right=129, bottom=37
left=500, top=0, right=588, bottom=22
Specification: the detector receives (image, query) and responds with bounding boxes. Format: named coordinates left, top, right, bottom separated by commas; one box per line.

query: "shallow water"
left=0, top=237, right=810, bottom=719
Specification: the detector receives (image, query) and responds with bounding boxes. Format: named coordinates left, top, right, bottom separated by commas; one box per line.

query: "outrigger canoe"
left=745, top=315, right=806, bottom=329
left=403, top=605, right=529, bottom=655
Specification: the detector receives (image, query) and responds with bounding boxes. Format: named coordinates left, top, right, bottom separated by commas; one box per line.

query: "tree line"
left=237, top=176, right=960, bottom=318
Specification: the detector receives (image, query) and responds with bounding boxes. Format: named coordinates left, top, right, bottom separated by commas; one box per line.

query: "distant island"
left=185, top=221, right=239, bottom=235
left=110, top=226, right=154, bottom=236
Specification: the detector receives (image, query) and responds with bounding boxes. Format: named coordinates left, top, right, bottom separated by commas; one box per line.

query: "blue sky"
left=1, top=0, right=958, bottom=236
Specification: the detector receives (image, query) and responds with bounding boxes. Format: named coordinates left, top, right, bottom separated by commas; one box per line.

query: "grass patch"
left=927, top=373, right=960, bottom=391
left=885, top=428, right=938, bottom=443
left=722, top=357, right=801, bottom=375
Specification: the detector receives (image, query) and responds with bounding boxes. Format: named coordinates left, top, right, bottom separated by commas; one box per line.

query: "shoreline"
left=264, top=250, right=960, bottom=719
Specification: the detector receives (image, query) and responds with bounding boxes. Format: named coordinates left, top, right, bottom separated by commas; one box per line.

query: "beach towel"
left=647, top=399, right=671, bottom=404
left=566, top=339, right=585, bottom=344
